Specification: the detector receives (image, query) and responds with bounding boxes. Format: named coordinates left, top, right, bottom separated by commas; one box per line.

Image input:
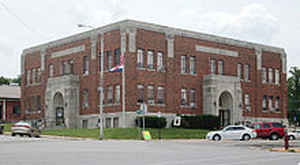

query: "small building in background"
left=0, top=85, right=21, bottom=122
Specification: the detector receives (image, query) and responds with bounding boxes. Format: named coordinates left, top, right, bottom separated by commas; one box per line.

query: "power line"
left=0, top=1, right=47, bottom=39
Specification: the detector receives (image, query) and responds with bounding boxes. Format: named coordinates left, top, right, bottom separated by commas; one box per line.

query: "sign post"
left=140, top=103, right=147, bottom=131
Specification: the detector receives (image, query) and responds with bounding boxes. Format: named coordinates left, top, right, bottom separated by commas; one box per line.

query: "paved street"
left=0, top=135, right=300, bottom=165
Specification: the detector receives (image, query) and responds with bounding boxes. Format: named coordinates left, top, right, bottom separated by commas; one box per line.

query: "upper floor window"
left=37, top=68, right=41, bottom=83
left=137, top=84, right=144, bottom=103
left=83, top=89, right=89, bottom=108
left=107, top=51, right=112, bottom=70
left=262, top=67, right=267, bottom=83
left=157, top=86, right=165, bottom=104
left=114, top=48, right=121, bottom=66
left=137, top=49, right=144, bottom=68
left=190, top=89, right=196, bottom=108
left=49, top=64, right=54, bottom=78
left=181, top=56, right=187, bottom=73
left=262, top=95, right=267, bottom=111
left=210, top=59, right=216, bottom=74
left=107, top=86, right=113, bottom=104
left=83, top=56, right=89, bottom=75
left=218, top=60, right=224, bottom=75
left=269, top=96, right=273, bottom=111
left=190, top=56, right=196, bottom=74
left=147, top=50, right=154, bottom=69
left=115, top=85, right=120, bottom=104
left=157, top=52, right=164, bottom=71
left=275, top=69, right=280, bottom=85
left=237, top=63, right=243, bottom=79
left=181, top=88, right=187, bottom=105
left=26, top=70, right=31, bottom=85
left=245, top=64, right=250, bottom=81
left=32, top=69, right=36, bottom=84
left=147, top=85, right=154, bottom=104
left=268, top=68, right=273, bottom=83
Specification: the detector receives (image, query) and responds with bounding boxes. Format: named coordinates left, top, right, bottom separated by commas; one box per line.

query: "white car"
left=11, top=121, right=41, bottom=137
left=206, top=125, right=257, bottom=141
left=288, top=130, right=300, bottom=140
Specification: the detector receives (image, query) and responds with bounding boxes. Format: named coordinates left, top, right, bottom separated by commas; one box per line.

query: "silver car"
left=206, top=125, right=257, bottom=141
left=288, top=130, right=300, bottom=140
left=11, top=121, right=41, bottom=138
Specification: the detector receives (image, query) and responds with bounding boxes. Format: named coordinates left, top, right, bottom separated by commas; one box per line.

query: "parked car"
left=288, top=130, right=300, bottom=140
left=206, top=125, right=256, bottom=141
left=11, top=121, right=41, bottom=137
left=251, top=122, right=285, bottom=140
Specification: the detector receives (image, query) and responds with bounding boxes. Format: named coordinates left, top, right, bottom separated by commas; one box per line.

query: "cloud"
left=181, top=4, right=280, bottom=44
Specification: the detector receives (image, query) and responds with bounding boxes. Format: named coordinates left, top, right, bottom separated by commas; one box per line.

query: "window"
left=157, top=86, right=165, bottom=104
left=113, top=117, right=119, bottom=128
left=13, top=105, right=20, bottom=115
left=262, top=95, right=267, bottom=111
left=190, top=89, right=196, bottom=108
left=262, top=67, right=267, bottom=83
left=210, top=59, right=216, bottom=74
left=147, top=50, right=154, bottom=69
left=114, top=48, right=121, bottom=66
left=137, top=85, right=144, bottom=103
left=137, top=49, right=144, bottom=68
left=272, top=123, right=284, bottom=128
left=263, top=123, right=271, bottom=128
left=268, top=68, right=273, bottom=83
left=27, top=70, right=31, bottom=85
left=60, top=62, right=64, bottom=75
left=63, top=60, right=73, bottom=74
left=237, top=63, right=243, bottom=79
left=244, top=94, right=251, bottom=112
left=218, top=60, right=224, bottom=75
left=157, top=52, right=164, bottom=71
left=269, top=96, right=273, bottom=111
left=37, top=95, right=41, bottom=111
left=82, top=120, right=88, bottom=128
left=83, top=89, right=89, bottom=108
left=275, top=69, right=280, bottom=85
left=49, top=64, right=54, bottom=78
left=107, top=86, right=113, bottom=104
left=115, top=85, right=120, bottom=104
left=107, top=51, right=112, bottom=70
left=32, top=69, right=36, bottom=84
left=181, top=88, right=187, bottom=105
left=275, top=97, right=280, bottom=112
left=105, top=118, right=111, bottom=128
left=147, top=85, right=154, bottom=104
left=245, top=64, right=250, bottom=81
left=83, top=56, right=89, bottom=75
left=190, top=56, right=196, bottom=74
left=37, top=68, right=41, bottom=82
left=181, top=56, right=187, bottom=73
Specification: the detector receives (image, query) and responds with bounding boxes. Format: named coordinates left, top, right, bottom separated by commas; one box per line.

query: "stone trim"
left=166, top=32, right=175, bottom=58
left=51, top=45, right=85, bottom=58
left=41, top=48, right=46, bottom=71
left=90, top=32, right=97, bottom=60
left=255, top=48, right=262, bottom=70
left=195, top=45, right=239, bottom=57
left=21, top=53, right=25, bottom=74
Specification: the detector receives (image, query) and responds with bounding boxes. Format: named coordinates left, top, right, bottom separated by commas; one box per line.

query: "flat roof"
left=0, top=85, right=20, bottom=99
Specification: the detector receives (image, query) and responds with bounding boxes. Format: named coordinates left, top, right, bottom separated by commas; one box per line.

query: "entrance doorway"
left=218, top=91, right=233, bottom=127
left=53, top=92, right=64, bottom=127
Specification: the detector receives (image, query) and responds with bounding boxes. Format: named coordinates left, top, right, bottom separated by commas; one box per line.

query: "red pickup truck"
left=251, top=122, right=285, bottom=140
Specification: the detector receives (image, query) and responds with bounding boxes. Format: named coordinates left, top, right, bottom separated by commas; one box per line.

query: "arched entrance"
left=218, top=91, right=233, bottom=127
left=53, top=92, right=64, bottom=127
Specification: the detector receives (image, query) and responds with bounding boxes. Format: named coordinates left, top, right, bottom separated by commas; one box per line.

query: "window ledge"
left=137, top=67, right=146, bottom=70
left=147, top=68, right=156, bottom=72
left=26, top=83, right=41, bottom=87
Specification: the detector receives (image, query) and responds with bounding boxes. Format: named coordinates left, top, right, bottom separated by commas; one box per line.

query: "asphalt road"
left=0, top=135, right=299, bottom=165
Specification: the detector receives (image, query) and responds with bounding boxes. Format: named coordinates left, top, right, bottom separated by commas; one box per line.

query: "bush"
left=173, top=115, right=219, bottom=130
left=136, top=116, right=167, bottom=128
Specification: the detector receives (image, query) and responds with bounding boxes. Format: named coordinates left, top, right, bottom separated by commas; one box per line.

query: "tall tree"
left=0, top=76, right=10, bottom=85
left=287, top=67, right=300, bottom=125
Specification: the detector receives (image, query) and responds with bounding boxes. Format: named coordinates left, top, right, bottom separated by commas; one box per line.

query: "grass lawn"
left=3, top=123, right=12, bottom=132
left=42, top=128, right=209, bottom=140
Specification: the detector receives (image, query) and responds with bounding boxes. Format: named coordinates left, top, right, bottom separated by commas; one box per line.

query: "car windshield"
left=15, top=121, right=30, bottom=126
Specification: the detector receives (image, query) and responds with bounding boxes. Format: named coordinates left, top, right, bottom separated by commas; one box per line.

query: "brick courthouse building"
left=21, top=20, right=288, bottom=128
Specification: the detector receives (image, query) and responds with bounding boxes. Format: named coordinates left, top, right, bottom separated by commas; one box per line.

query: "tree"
left=0, top=76, right=10, bottom=85
left=11, top=75, right=21, bottom=86
left=287, top=67, right=300, bottom=125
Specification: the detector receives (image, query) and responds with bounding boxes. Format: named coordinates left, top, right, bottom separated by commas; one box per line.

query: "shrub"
left=136, top=116, right=167, bottom=128
left=172, top=114, right=219, bottom=130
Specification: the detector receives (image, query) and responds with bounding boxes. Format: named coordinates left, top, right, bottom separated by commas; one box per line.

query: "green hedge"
left=136, top=116, right=167, bottom=128
left=173, top=115, right=220, bottom=130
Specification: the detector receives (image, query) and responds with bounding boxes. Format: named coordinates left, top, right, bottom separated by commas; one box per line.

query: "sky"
left=0, top=0, right=299, bottom=78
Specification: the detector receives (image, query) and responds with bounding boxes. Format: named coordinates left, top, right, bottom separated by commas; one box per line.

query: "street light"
left=78, top=23, right=104, bottom=140
left=158, top=111, right=161, bottom=140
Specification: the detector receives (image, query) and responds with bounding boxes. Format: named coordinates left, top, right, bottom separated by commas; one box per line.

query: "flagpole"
left=121, top=32, right=126, bottom=128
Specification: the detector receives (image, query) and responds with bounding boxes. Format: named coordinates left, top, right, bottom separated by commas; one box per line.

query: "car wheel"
left=242, top=134, right=251, bottom=141
left=11, top=133, right=16, bottom=136
left=19, top=134, right=24, bottom=137
left=28, top=133, right=32, bottom=138
left=212, top=134, right=221, bottom=141
left=270, top=133, right=279, bottom=140
left=289, top=135, right=295, bottom=141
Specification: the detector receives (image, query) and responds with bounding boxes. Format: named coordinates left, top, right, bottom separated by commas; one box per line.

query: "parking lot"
left=0, top=134, right=300, bottom=165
